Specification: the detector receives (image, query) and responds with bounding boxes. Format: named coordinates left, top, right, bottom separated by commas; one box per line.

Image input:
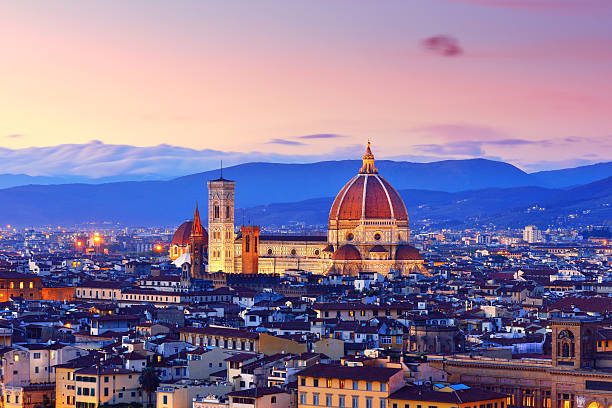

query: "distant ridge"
left=0, top=159, right=609, bottom=227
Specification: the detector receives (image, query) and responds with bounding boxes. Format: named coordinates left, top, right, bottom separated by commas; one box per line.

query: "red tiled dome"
left=171, top=221, right=208, bottom=246
left=369, top=245, right=388, bottom=253
left=395, top=244, right=422, bottom=261
left=329, top=174, right=408, bottom=222
left=333, top=244, right=362, bottom=261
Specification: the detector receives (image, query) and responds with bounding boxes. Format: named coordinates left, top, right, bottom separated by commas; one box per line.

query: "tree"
left=139, top=367, right=160, bottom=408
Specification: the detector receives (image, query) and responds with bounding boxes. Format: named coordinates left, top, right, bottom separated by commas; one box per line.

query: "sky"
left=0, top=0, right=611, bottom=176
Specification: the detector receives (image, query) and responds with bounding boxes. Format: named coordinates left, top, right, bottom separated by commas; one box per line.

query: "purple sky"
left=0, top=0, right=611, bottom=174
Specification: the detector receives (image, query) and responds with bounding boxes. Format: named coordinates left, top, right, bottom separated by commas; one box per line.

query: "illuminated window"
left=326, top=379, right=332, bottom=388
left=19, top=282, right=23, bottom=289
left=13, top=354, right=19, bottom=362
left=29, top=282, right=33, bottom=289
left=10, top=282, right=14, bottom=289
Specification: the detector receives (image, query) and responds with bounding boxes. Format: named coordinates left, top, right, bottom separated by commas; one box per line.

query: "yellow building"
left=64, top=366, right=143, bottom=408
left=388, top=385, right=507, bottom=408
left=297, top=363, right=405, bottom=408
left=227, top=387, right=291, bottom=408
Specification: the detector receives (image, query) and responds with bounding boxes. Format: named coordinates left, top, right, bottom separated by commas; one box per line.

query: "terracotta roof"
left=298, top=363, right=401, bottom=382
left=389, top=385, right=507, bottom=403
left=395, top=244, right=422, bottom=261
left=228, top=387, right=288, bottom=398
left=329, top=174, right=408, bottom=222
left=171, top=221, right=193, bottom=246
left=333, top=244, right=362, bottom=261
left=369, top=245, right=388, bottom=253
left=177, top=326, right=259, bottom=339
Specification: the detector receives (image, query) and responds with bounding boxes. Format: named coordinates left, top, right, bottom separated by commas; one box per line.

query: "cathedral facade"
left=170, top=143, right=424, bottom=277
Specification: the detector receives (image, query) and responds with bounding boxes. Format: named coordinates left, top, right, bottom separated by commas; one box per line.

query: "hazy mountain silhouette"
left=0, top=159, right=609, bottom=227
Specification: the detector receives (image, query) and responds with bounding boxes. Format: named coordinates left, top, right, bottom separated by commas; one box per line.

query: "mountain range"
left=0, top=158, right=610, bottom=228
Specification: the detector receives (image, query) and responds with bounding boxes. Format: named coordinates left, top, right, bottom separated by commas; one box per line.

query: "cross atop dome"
left=359, top=140, right=378, bottom=174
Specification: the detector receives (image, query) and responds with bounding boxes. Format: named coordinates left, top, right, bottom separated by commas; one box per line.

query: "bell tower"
left=207, top=172, right=236, bottom=273
left=190, top=204, right=206, bottom=280
left=551, top=318, right=599, bottom=369
left=240, top=225, right=260, bottom=274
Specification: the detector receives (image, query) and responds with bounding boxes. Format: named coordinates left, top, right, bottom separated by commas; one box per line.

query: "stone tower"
left=240, top=225, right=260, bottom=274
left=190, top=204, right=206, bottom=280
left=207, top=174, right=235, bottom=273
left=550, top=318, right=599, bottom=369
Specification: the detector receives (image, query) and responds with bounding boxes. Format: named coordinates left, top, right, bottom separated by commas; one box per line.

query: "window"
left=15, top=395, right=19, bottom=404
left=301, top=378, right=306, bottom=386
left=340, top=380, right=345, bottom=389
left=353, top=380, right=359, bottom=390
left=33, top=353, right=41, bottom=359
left=339, top=395, right=346, bottom=408
left=353, top=396, right=360, bottom=408
left=35, top=367, right=39, bottom=373
left=104, top=388, right=109, bottom=397
left=313, top=378, right=319, bottom=387
left=326, top=395, right=333, bottom=406
left=300, top=393, right=306, bottom=405
left=104, top=376, right=109, bottom=383
left=313, top=393, right=319, bottom=406
left=380, top=383, right=386, bottom=392
left=163, top=396, right=168, bottom=404
left=366, top=382, right=372, bottom=391
left=366, top=398, right=373, bottom=408
left=327, top=379, right=332, bottom=388
left=271, top=396, right=276, bottom=403
left=19, top=282, right=24, bottom=289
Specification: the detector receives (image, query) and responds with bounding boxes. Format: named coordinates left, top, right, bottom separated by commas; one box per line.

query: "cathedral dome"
left=171, top=220, right=208, bottom=246
left=329, top=142, right=408, bottom=223
left=395, top=244, right=421, bottom=261
left=171, top=221, right=193, bottom=246
left=333, top=244, right=362, bottom=261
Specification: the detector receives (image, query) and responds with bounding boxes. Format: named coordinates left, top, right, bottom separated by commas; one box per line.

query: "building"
left=524, top=226, right=543, bottom=243
left=297, top=363, right=405, bottom=408
left=169, top=220, right=195, bottom=261
left=208, top=174, right=236, bottom=273
left=177, top=327, right=307, bottom=356
left=170, top=142, right=424, bottom=278
left=431, top=318, right=612, bottom=408
left=191, top=204, right=207, bottom=280
left=388, top=384, right=507, bottom=408
left=227, top=387, right=291, bottom=408
left=156, top=380, right=232, bottom=408
left=71, top=366, right=143, bottom=408
left=0, top=272, right=42, bottom=301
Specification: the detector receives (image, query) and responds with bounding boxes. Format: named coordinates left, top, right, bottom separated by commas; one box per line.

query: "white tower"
left=207, top=174, right=236, bottom=273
